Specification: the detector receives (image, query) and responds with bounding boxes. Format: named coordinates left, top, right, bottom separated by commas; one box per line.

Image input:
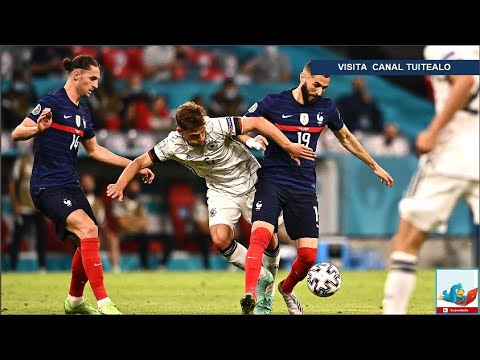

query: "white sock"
left=382, top=251, right=418, bottom=314
left=221, top=240, right=267, bottom=277
left=262, top=249, right=280, bottom=296
left=263, top=246, right=280, bottom=280
left=97, top=297, right=111, bottom=308
left=67, top=294, right=84, bottom=307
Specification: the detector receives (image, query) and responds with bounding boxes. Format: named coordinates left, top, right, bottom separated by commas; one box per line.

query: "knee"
left=81, top=223, right=99, bottom=239
left=210, top=225, right=234, bottom=251
left=211, top=232, right=231, bottom=251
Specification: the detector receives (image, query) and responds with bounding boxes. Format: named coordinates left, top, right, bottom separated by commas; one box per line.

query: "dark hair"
left=175, top=101, right=207, bottom=130
left=63, top=55, right=100, bottom=74
left=304, top=60, right=330, bottom=78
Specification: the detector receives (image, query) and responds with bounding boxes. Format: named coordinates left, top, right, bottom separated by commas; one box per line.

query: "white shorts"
left=206, top=188, right=284, bottom=231
left=206, top=188, right=256, bottom=231
left=399, top=168, right=479, bottom=233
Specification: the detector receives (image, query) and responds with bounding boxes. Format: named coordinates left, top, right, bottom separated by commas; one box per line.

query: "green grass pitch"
left=1, top=269, right=436, bottom=315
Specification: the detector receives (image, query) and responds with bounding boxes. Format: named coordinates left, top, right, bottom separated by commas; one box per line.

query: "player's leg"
left=277, top=190, right=319, bottom=315
left=383, top=174, right=466, bottom=314
left=242, top=180, right=283, bottom=314
left=253, top=232, right=279, bottom=315
left=37, top=187, right=119, bottom=314
left=263, top=231, right=281, bottom=283
left=207, top=189, right=269, bottom=276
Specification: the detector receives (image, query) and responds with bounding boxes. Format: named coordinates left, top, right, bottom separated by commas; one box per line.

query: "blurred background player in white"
left=106, top=101, right=316, bottom=315
left=382, top=45, right=479, bottom=314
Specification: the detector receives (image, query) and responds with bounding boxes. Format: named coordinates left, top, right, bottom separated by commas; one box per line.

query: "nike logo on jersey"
left=282, top=114, right=293, bottom=118
left=64, top=115, right=72, bottom=119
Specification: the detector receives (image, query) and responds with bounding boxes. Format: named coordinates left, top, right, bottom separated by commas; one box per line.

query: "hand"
left=253, top=135, right=268, bottom=150
left=416, top=129, right=438, bottom=155
left=286, top=143, right=316, bottom=166
left=373, top=166, right=394, bottom=187
left=106, top=183, right=124, bottom=202
left=37, top=107, right=52, bottom=133
left=140, top=168, right=155, bottom=184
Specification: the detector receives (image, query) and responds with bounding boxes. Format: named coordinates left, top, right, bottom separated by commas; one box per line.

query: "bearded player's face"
left=301, top=74, right=330, bottom=105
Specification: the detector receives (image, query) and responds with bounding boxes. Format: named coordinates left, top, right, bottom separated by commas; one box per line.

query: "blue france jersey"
left=245, top=89, right=344, bottom=192
left=28, top=87, right=95, bottom=196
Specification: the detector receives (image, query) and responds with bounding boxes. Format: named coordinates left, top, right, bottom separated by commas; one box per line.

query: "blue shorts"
left=32, top=185, right=97, bottom=241
left=251, top=179, right=319, bottom=240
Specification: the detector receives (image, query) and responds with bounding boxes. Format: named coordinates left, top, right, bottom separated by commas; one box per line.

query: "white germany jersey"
left=149, top=116, right=260, bottom=196
left=423, top=45, right=479, bottom=180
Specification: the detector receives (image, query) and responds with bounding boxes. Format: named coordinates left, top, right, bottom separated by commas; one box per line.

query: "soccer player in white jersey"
left=106, top=101, right=316, bottom=314
left=382, top=45, right=479, bottom=314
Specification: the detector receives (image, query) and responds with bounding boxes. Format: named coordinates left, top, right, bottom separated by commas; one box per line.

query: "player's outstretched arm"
left=332, top=125, right=394, bottom=187
left=82, top=137, right=155, bottom=184
left=106, top=152, right=154, bottom=202
left=241, top=116, right=316, bottom=164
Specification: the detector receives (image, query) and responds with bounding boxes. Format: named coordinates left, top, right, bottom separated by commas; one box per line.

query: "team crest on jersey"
left=300, top=113, right=309, bottom=126
left=31, top=104, right=41, bottom=116
left=248, top=102, right=258, bottom=113
left=76, top=115, right=81, bottom=127
left=209, top=208, right=217, bottom=218
left=206, top=140, right=219, bottom=151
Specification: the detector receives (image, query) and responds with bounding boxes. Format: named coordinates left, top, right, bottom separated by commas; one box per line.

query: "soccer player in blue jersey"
left=241, top=60, right=394, bottom=314
left=11, top=54, right=155, bottom=315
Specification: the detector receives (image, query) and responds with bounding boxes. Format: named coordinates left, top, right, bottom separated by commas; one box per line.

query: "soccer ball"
left=306, top=262, right=342, bottom=297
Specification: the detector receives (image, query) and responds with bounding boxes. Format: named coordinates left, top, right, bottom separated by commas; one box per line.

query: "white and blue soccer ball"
left=306, top=262, right=342, bottom=297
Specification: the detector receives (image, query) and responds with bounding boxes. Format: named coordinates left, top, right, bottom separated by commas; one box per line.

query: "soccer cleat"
left=277, top=280, right=304, bottom=315
left=64, top=298, right=100, bottom=315
left=98, top=301, right=123, bottom=315
left=254, top=270, right=275, bottom=315
left=240, top=293, right=256, bottom=315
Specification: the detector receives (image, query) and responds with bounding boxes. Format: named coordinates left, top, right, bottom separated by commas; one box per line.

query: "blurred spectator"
left=100, top=46, right=143, bottom=80
left=150, top=94, right=173, bottom=131
left=120, top=71, right=153, bottom=130
left=192, top=193, right=212, bottom=270
left=1, top=46, right=32, bottom=82
left=110, top=179, right=151, bottom=270
left=80, top=173, right=121, bottom=273
left=1, top=214, right=10, bottom=254
left=184, top=46, right=225, bottom=82
left=208, top=78, right=248, bottom=117
left=30, top=46, right=73, bottom=78
left=142, top=45, right=188, bottom=81
left=1, top=69, right=39, bottom=129
left=240, top=45, right=292, bottom=82
left=337, top=76, right=384, bottom=135
left=8, top=140, right=47, bottom=272
left=191, top=94, right=206, bottom=107
left=362, top=123, right=411, bottom=157
left=86, top=68, right=123, bottom=130
left=318, top=128, right=350, bottom=155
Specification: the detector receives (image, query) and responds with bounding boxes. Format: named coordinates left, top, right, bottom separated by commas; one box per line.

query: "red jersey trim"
left=274, top=123, right=325, bottom=133
left=50, top=122, right=84, bottom=137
